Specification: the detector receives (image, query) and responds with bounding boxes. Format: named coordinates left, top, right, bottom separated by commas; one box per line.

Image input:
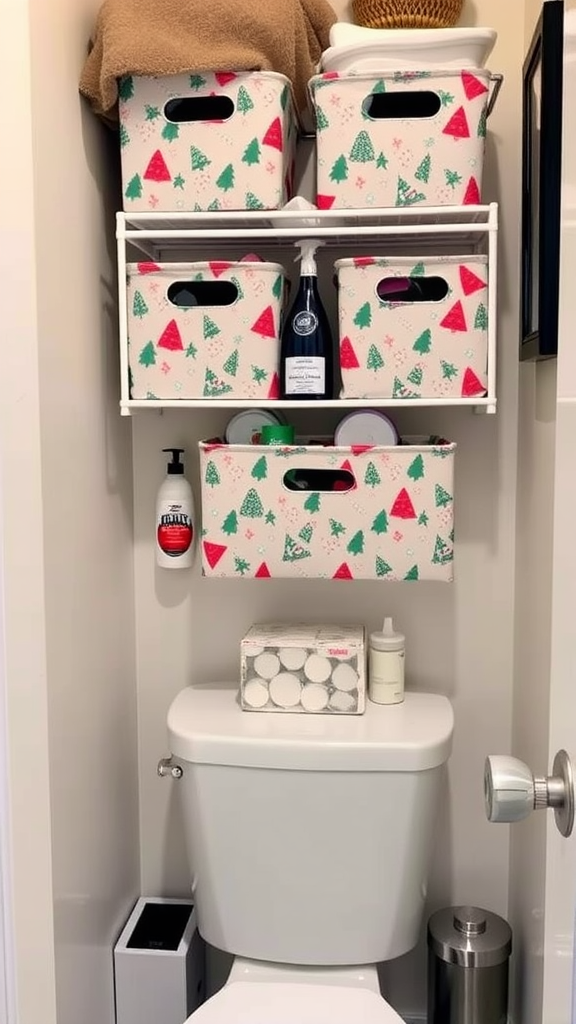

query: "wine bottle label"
left=285, top=356, right=325, bottom=395
left=292, top=310, right=319, bottom=337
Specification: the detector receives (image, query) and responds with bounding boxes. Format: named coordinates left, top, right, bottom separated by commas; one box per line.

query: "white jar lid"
left=334, top=410, right=398, bottom=448
left=225, top=409, right=283, bottom=445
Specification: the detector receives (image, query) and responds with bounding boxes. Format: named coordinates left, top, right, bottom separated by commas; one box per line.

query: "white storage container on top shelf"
left=127, top=260, right=287, bottom=400
left=335, top=254, right=489, bottom=400
left=199, top=436, right=456, bottom=582
left=309, top=68, right=493, bottom=209
left=119, top=71, right=298, bottom=212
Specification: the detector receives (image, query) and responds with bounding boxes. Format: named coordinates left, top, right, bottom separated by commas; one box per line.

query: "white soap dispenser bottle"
left=368, top=617, right=405, bottom=705
left=156, top=448, right=194, bottom=569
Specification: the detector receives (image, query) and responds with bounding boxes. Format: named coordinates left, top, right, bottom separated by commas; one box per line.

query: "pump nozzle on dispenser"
left=293, top=239, right=324, bottom=276
left=162, top=448, right=185, bottom=474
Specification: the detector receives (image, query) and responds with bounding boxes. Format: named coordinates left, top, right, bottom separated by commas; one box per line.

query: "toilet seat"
left=186, top=981, right=405, bottom=1024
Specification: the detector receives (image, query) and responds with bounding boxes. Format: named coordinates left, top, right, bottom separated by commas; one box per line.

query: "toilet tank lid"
left=167, top=685, right=454, bottom=771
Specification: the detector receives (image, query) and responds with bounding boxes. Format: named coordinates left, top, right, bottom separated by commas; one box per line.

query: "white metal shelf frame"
left=116, top=203, right=498, bottom=416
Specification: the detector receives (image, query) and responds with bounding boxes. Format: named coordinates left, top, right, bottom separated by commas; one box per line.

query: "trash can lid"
left=428, top=906, right=512, bottom=968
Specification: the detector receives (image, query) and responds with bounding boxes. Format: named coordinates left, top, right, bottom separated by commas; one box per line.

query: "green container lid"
left=260, top=424, right=295, bottom=445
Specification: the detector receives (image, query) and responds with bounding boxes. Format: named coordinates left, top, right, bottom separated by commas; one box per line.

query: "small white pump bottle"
left=156, top=448, right=194, bottom=569
left=368, top=617, right=405, bottom=705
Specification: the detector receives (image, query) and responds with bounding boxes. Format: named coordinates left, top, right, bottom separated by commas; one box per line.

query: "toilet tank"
left=167, top=683, right=453, bottom=966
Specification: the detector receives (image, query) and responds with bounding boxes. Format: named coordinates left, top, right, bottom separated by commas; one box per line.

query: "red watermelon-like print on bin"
left=340, top=336, right=360, bottom=370
left=215, top=72, right=237, bottom=86
left=463, top=176, right=481, bottom=205
left=209, top=261, right=233, bottom=278
left=157, top=319, right=184, bottom=351
left=263, top=117, right=284, bottom=152
left=255, top=562, right=271, bottom=578
left=137, top=262, right=161, bottom=274
left=143, top=150, right=171, bottom=182
left=460, top=265, right=487, bottom=296
left=461, top=72, right=489, bottom=101
left=251, top=306, right=276, bottom=338
left=267, top=372, right=280, bottom=399
left=461, top=367, right=487, bottom=397
left=390, top=488, right=416, bottom=519
left=333, top=562, right=353, bottom=580
left=442, top=106, right=470, bottom=139
left=440, top=301, right=467, bottom=332
left=316, top=194, right=336, bottom=210
left=203, top=541, right=228, bottom=569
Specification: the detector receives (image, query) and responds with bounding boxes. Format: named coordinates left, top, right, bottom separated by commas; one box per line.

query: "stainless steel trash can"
left=428, top=906, right=512, bottom=1024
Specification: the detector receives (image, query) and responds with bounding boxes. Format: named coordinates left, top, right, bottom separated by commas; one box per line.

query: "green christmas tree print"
left=237, top=85, right=254, bottom=113
left=145, top=105, right=160, bottom=120
left=132, top=291, right=148, bottom=318
left=316, top=106, right=329, bottom=131
left=404, top=565, right=419, bottom=581
left=347, top=530, right=364, bottom=555
left=376, top=152, right=389, bottom=169
left=354, top=302, right=372, bottom=329
left=350, top=130, right=375, bottom=163
left=371, top=510, right=388, bottom=534
left=365, top=462, right=381, bottom=488
left=252, top=365, right=268, bottom=385
left=396, top=177, right=426, bottom=207
left=162, top=122, right=180, bottom=142
left=415, top=154, right=431, bottom=184
left=475, top=302, right=489, bottom=330
left=413, top=328, right=432, bottom=354
left=191, top=146, right=211, bottom=171
left=407, top=366, right=423, bottom=387
left=203, top=369, right=232, bottom=397
left=231, top=276, right=245, bottom=300
left=205, top=461, right=220, bottom=487
left=272, top=275, right=283, bottom=300
left=138, top=341, right=156, bottom=367
left=222, top=510, right=238, bottom=535
left=118, top=76, right=134, bottom=101
left=441, top=360, right=458, bottom=380
left=330, top=518, right=346, bottom=537
left=432, top=535, right=453, bottom=565
left=283, top=534, right=312, bottom=562
left=173, top=174, right=185, bottom=189
left=203, top=315, right=220, bottom=339
left=280, top=85, right=289, bottom=111
left=185, top=342, right=197, bottom=358
left=119, top=124, right=130, bottom=148
left=240, top=488, right=264, bottom=518
left=299, top=524, right=314, bottom=544
left=445, top=168, right=463, bottom=190
left=235, top=557, right=251, bottom=576
left=189, top=74, right=207, bottom=90
left=223, top=349, right=239, bottom=377
left=411, top=261, right=425, bottom=277
left=376, top=556, right=393, bottom=577
left=438, top=90, right=454, bottom=106
left=435, top=484, right=453, bottom=507
left=265, top=509, right=276, bottom=525
left=330, top=155, right=349, bottom=183
left=304, top=491, right=321, bottom=513
left=407, top=455, right=424, bottom=481
left=125, top=174, right=142, bottom=201
left=216, top=164, right=235, bottom=192
left=246, top=192, right=265, bottom=210
left=251, top=456, right=268, bottom=481
left=477, top=108, right=487, bottom=138
left=242, top=138, right=261, bottom=166
left=367, top=344, right=384, bottom=371
left=418, top=511, right=429, bottom=526
left=207, top=199, right=221, bottom=211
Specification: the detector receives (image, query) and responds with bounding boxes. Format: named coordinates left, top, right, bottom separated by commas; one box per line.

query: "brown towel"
left=79, top=0, right=337, bottom=123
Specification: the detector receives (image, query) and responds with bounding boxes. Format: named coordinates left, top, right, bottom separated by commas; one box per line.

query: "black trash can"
left=428, top=906, right=512, bottom=1024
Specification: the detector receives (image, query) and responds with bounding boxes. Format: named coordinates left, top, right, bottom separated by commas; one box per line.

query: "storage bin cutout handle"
left=362, top=73, right=502, bottom=122
left=283, top=467, right=356, bottom=493
left=167, top=279, right=239, bottom=308
left=164, top=95, right=235, bottom=124
left=376, top=276, right=449, bottom=304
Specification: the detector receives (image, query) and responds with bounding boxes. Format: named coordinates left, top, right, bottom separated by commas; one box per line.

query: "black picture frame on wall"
left=521, top=0, right=564, bottom=361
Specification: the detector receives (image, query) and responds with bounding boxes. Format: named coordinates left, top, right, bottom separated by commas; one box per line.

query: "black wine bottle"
left=280, top=240, right=334, bottom=400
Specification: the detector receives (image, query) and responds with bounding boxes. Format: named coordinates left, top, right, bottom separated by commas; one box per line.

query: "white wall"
left=134, top=1, right=524, bottom=1018
left=0, top=0, right=141, bottom=1022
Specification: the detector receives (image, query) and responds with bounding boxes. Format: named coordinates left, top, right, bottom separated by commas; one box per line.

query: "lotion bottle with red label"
left=156, top=448, right=194, bottom=569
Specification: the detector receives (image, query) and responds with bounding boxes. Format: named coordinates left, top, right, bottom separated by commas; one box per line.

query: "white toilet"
left=167, top=682, right=454, bottom=1023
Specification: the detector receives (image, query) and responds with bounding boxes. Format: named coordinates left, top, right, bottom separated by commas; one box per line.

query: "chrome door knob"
left=484, top=750, right=574, bottom=838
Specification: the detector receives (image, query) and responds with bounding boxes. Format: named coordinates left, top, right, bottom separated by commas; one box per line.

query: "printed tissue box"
left=241, top=624, right=366, bottom=714
left=336, top=255, right=488, bottom=400
left=119, top=71, right=298, bottom=212
left=127, top=261, right=286, bottom=400
left=309, top=69, right=491, bottom=209
left=199, top=437, right=456, bottom=582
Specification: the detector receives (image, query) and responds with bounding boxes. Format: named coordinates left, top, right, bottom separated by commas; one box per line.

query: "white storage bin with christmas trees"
left=335, top=255, right=489, bottom=400
left=127, top=260, right=287, bottom=400
left=119, top=71, right=298, bottom=212
left=199, top=436, right=456, bottom=582
left=309, top=69, right=493, bottom=210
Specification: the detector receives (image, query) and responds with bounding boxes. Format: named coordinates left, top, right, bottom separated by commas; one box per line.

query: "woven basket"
left=352, top=0, right=463, bottom=28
